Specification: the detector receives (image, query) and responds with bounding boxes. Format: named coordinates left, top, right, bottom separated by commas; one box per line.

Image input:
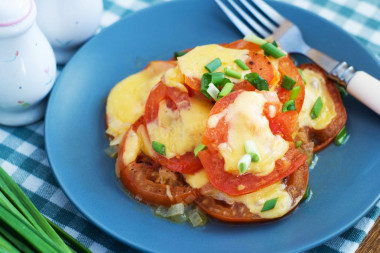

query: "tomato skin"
left=268, top=111, right=299, bottom=141
left=195, top=162, right=308, bottom=222
left=144, top=82, right=203, bottom=174
left=198, top=146, right=307, bottom=196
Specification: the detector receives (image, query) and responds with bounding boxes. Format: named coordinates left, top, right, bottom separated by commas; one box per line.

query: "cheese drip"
left=106, top=61, right=175, bottom=144
left=177, top=44, right=250, bottom=82
left=209, top=91, right=289, bottom=176
left=299, top=69, right=336, bottom=129
left=147, top=97, right=212, bottom=159
left=185, top=170, right=292, bottom=219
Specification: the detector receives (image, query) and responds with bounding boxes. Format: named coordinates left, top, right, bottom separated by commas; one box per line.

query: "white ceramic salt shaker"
left=35, top=0, right=103, bottom=64
left=0, top=0, right=57, bottom=127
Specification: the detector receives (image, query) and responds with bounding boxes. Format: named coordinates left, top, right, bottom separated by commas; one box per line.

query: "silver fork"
left=216, top=0, right=380, bottom=115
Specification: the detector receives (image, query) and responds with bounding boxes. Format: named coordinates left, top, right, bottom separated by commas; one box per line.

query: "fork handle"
left=347, top=71, right=380, bottom=115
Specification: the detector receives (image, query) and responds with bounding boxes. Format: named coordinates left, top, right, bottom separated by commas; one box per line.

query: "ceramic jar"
left=35, top=0, right=103, bottom=64
left=0, top=0, right=57, bottom=127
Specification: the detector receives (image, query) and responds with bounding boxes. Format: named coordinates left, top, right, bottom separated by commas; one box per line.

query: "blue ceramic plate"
left=45, top=1, right=380, bottom=252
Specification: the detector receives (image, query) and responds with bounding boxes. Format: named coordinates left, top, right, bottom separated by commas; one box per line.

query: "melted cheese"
left=117, top=129, right=141, bottom=177
left=147, top=97, right=212, bottom=159
left=185, top=170, right=292, bottom=219
left=299, top=69, right=336, bottom=129
left=177, top=44, right=250, bottom=82
left=163, top=66, right=187, bottom=92
left=208, top=91, right=289, bottom=176
left=106, top=61, right=175, bottom=144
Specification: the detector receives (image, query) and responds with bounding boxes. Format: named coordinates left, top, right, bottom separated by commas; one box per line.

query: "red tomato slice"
left=276, top=56, right=305, bottom=113
left=198, top=146, right=307, bottom=196
left=200, top=90, right=307, bottom=195
left=144, top=82, right=203, bottom=174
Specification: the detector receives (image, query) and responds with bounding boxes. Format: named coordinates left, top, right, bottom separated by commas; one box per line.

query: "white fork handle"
left=347, top=71, right=380, bottom=115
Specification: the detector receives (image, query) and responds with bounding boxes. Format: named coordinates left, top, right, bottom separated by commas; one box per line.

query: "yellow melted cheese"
left=163, top=66, right=187, bottom=92
left=147, top=97, right=212, bottom=159
left=185, top=170, right=292, bottom=219
left=119, top=129, right=140, bottom=177
left=106, top=61, right=175, bottom=145
left=299, top=69, right=336, bottom=129
left=177, top=44, right=250, bottom=82
left=208, top=91, right=289, bottom=176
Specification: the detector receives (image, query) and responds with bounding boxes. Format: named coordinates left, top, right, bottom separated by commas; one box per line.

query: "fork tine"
left=240, top=0, right=277, bottom=32
left=215, top=0, right=256, bottom=37
left=251, top=0, right=286, bottom=25
left=227, top=0, right=270, bottom=38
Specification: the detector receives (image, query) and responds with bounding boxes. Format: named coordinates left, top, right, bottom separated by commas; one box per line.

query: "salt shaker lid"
left=0, top=0, right=33, bottom=27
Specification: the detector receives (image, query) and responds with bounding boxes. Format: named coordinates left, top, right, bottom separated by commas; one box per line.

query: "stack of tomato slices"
left=110, top=39, right=346, bottom=223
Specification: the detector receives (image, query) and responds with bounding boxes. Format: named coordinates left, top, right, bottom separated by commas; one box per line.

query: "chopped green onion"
left=210, top=72, right=225, bottom=85
left=104, top=145, right=118, bottom=158
left=244, top=140, right=260, bottom=162
left=272, top=41, right=278, bottom=47
left=289, top=85, right=301, bottom=100
left=224, top=67, right=242, bottom=79
left=234, top=59, right=249, bottom=70
left=260, top=43, right=286, bottom=58
left=174, top=51, right=187, bottom=59
left=281, top=75, right=296, bottom=91
left=244, top=72, right=269, bottom=91
left=334, top=126, right=348, bottom=146
left=205, top=58, right=222, bottom=72
left=238, top=154, right=252, bottom=174
left=207, top=82, right=220, bottom=101
left=335, top=84, right=347, bottom=99
left=0, top=233, right=21, bottom=253
left=244, top=34, right=267, bottom=45
left=261, top=197, right=279, bottom=212
left=194, top=144, right=207, bottom=157
left=187, top=210, right=204, bottom=227
left=282, top=100, right=296, bottom=112
left=297, top=68, right=307, bottom=85
left=296, top=140, right=302, bottom=148
left=200, top=73, right=212, bottom=99
left=310, top=96, right=323, bottom=119
left=152, top=141, right=166, bottom=156
left=301, top=185, right=311, bottom=202
left=218, top=82, right=234, bottom=99
left=167, top=203, right=185, bottom=217
left=218, top=78, right=232, bottom=89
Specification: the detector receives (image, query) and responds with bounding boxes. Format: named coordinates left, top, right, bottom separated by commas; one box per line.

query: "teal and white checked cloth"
left=1, top=0, right=379, bottom=252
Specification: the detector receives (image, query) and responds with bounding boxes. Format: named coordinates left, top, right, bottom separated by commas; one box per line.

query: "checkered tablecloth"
left=0, top=0, right=379, bottom=252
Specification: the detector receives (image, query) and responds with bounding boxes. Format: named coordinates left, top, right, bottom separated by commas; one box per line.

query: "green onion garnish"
left=218, top=78, right=232, bottom=89
left=335, top=84, right=347, bottom=99
left=301, top=185, right=311, bottom=202
left=207, top=82, right=220, bottom=101
left=282, top=100, right=296, bottom=112
left=205, top=58, right=222, bottom=73
left=238, top=154, right=252, bottom=174
left=194, top=144, right=207, bottom=157
left=152, top=141, right=166, bottom=156
left=174, top=51, right=187, bottom=59
left=244, top=140, right=260, bottom=162
left=244, top=72, right=269, bottom=91
left=218, top=82, right=234, bottom=99
left=244, top=34, right=267, bottom=45
left=297, top=68, right=306, bottom=85
left=281, top=75, right=296, bottom=91
left=334, top=125, right=348, bottom=146
left=200, top=73, right=212, bottom=99
left=224, top=67, right=242, bottom=79
left=210, top=72, right=225, bottom=85
left=310, top=96, right=323, bottom=119
left=272, top=41, right=278, bottom=47
left=260, top=43, right=286, bottom=58
left=234, top=59, right=249, bottom=70
left=296, top=140, right=302, bottom=148
left=289, top=85, right=301, bottom=100
left=261, top=197, right=279, bottom=212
